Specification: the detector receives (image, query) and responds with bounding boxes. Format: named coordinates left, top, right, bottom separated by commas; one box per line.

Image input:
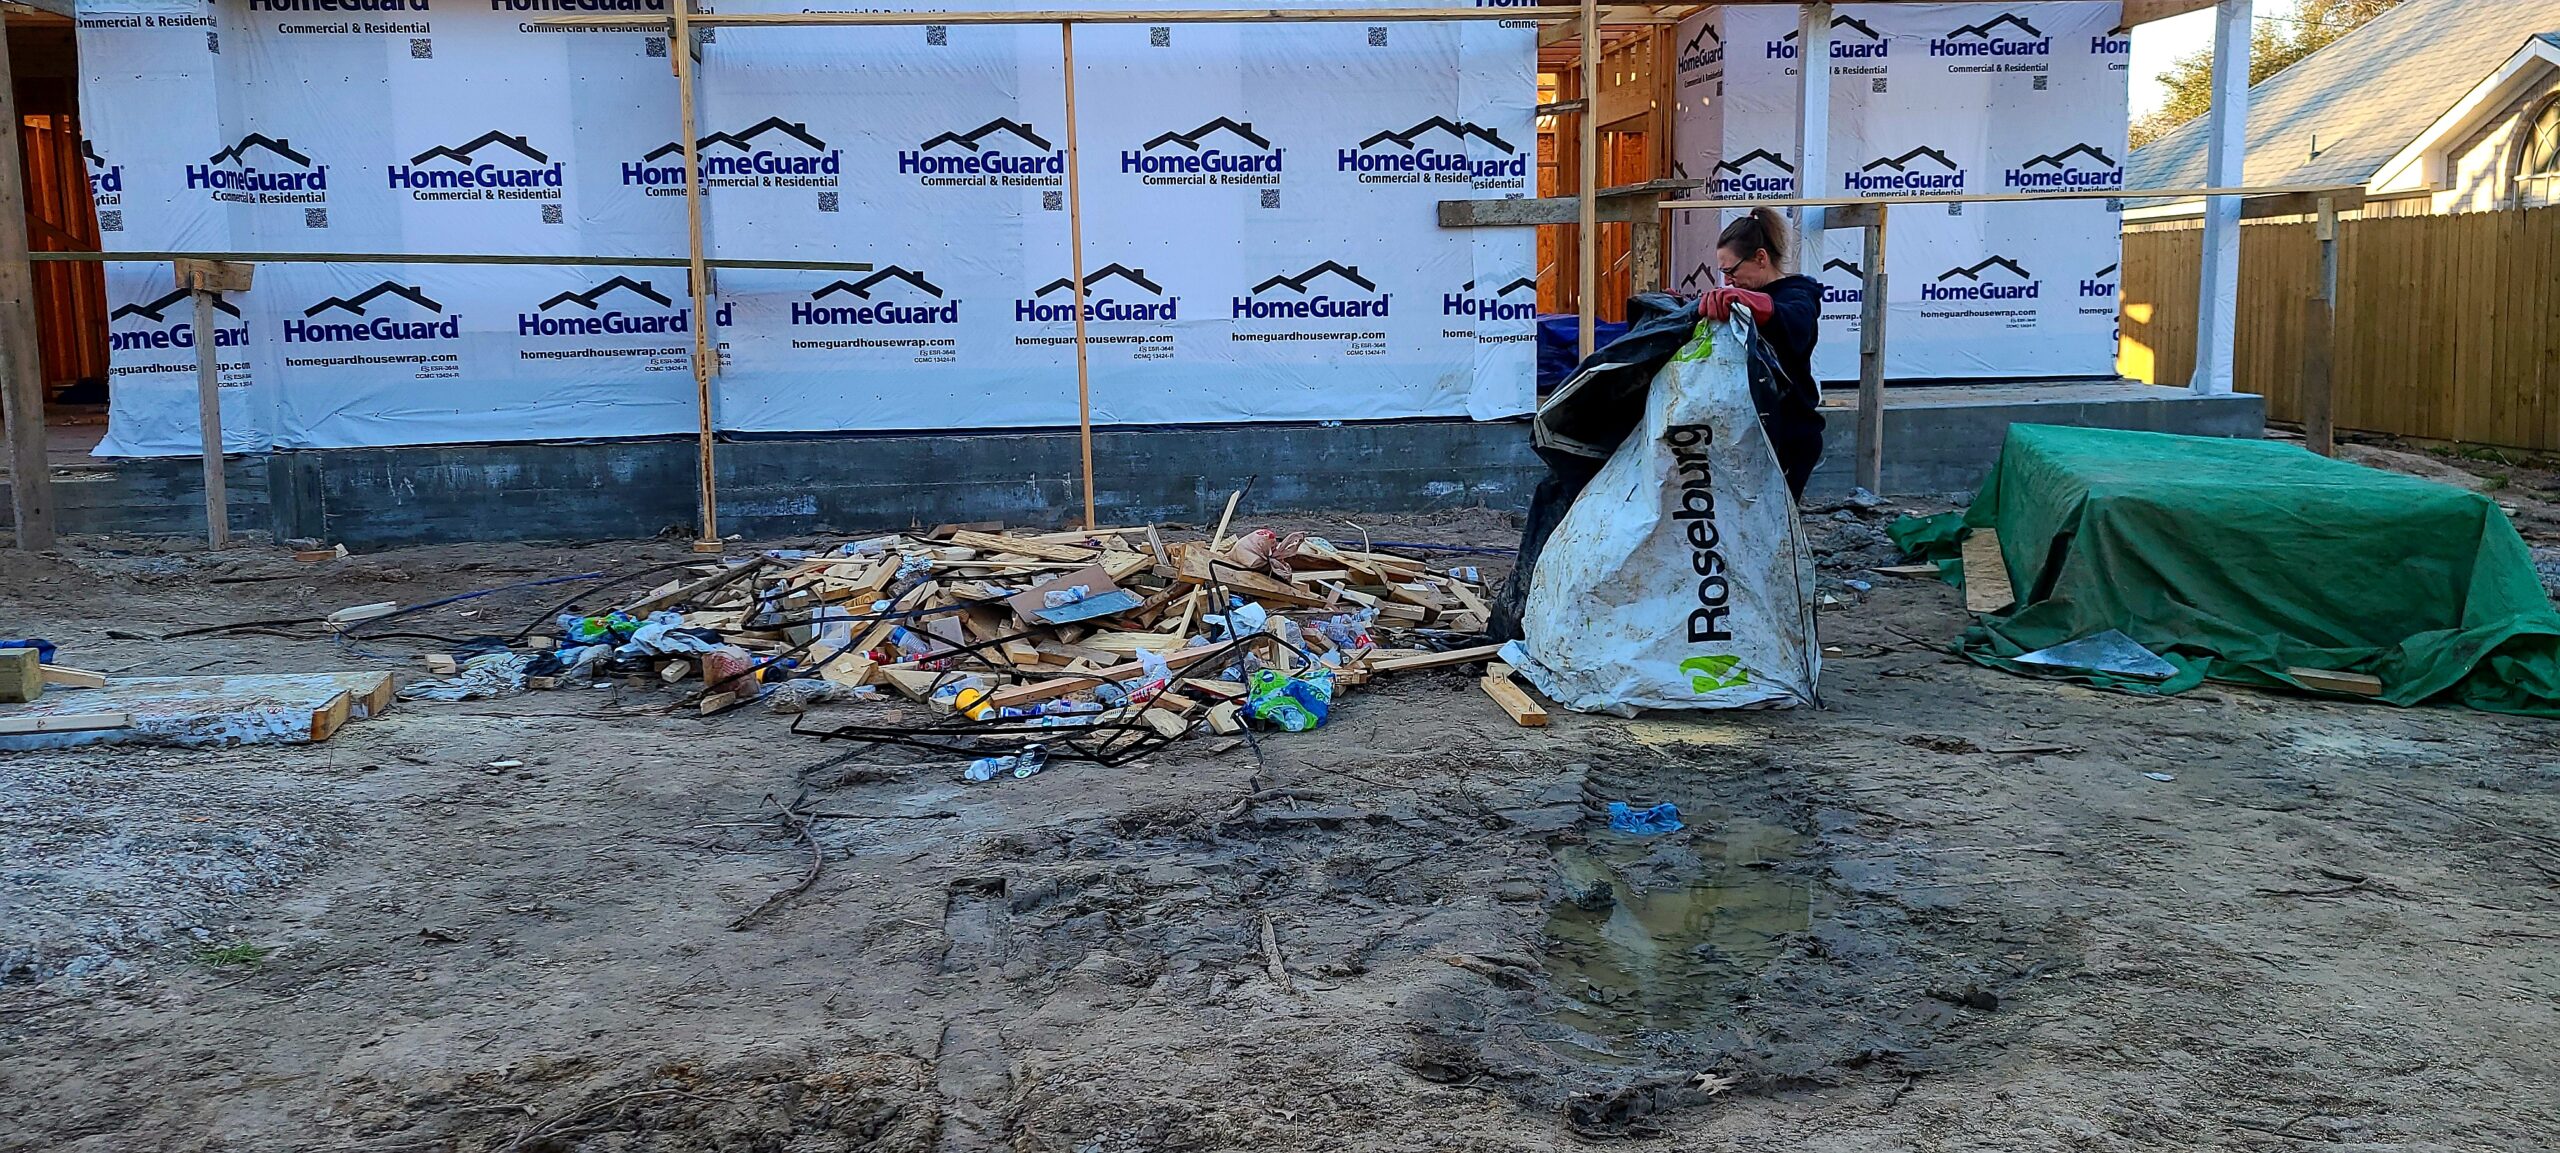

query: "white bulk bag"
left=1501, top=313, right=1821, bottom=714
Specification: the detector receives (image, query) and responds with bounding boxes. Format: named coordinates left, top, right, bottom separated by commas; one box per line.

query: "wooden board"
left=2286, top=666, right=2385, bottom=697
left=1367, top=643, right=1506, bottom=674
left=1175, top=550, right=1332, bottom=608
left=39, top=665, right=107, bottom=689
left=0, top=711, right=129, bottom=735
left=1479, top=674, right=1549, bottom=727
left=0, top=671, right=395, bottom=749
left=946, top=530, right=1100, bottom=563
left=985, top=644, right=1228, bottom=711
left=1961, top=530, right=2016, bottom=615
left=0, top=648, right=39, bottom=703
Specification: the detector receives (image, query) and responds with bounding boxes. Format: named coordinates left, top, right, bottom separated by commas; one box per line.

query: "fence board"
left=2121, top=207, right=2560, bottom=453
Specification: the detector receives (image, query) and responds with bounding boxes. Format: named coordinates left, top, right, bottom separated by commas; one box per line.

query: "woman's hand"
left=1700, top=286, right=1774, bottom=324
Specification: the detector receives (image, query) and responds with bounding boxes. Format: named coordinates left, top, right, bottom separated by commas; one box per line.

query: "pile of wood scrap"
left=0, top=660, right=396, bottom=750
left=408, top=520, right=1547, bottom=739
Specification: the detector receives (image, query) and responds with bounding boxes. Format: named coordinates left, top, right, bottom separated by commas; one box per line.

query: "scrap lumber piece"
left=0, top=711, right=129, bottom=735
left=1141, top=708, right=1192, bottom=739
left=1961, top=530, right=2016, bottom=615
left=0, top=672, right=396, bottom=750
left=1876, top=563, right=1941, bottom=577
left=947, top=530, right=1099, bottom=563
left=1479, top=673, right=1550, bottom=727
left=0, top=648, right=40, bottom=703
left=624, top=556, right=770, bottom=616
left=2286, top=667, right=2385, bottom=697
left=421, top=653, right=460, bottom=676
left=323, top=602, right=399, bottom=632
left=39, top=665, right=107, bottom=689
left=985, top=645, right=1227, bottom=711
left=1205, top=701, right=1244, bottom=735
left=1368, top=644, right=1506, bottom=675
left=1208, top=488, right=1244, bottom=552
left=1176, top=550, right=1331, bottom=608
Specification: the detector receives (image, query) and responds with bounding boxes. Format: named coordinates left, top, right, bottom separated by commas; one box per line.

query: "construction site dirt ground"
left=5, top=440, right=2559, bottom=1153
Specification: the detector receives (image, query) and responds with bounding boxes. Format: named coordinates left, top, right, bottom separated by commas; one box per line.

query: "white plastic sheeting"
left=77, top=0, right=1536, bottom=456
left=1502, top=312, right=1820, bottom=715
left=1670, top=2, right=2130, bottom=382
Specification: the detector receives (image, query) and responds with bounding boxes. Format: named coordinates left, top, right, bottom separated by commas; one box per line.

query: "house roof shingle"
left=2126, top=0, right=2560, bottom=193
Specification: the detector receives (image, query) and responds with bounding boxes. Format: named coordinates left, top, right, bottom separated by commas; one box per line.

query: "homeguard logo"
left=899, top=118, right=1064, bottom=187
left=1442, top=276, right=1535, bottom=322
left=1931, top=12, right=2049, bottom=58
left=1845, top=145, right=1966, bottom=194
left=245, top=0, right=426, bottom=9
left=388, top=131, right=563, bottom=199
left=1820, top=259, right=1863, bottom=306
left=624, top=117, right=839, bottom=192
left=187, top=134, right=328, bottom=202
left=1122, top=118, right=1282, bottom=186
left=1714, top=149, right=1795, bottom=198
left=2081, top=262, right=2119, bottom=299
left=82, top=138, right=122, bottom=200
left=1923, top=256, right=2040, bottom=302
left=284, top=281, right=461, bottom=343
left=1677, top=24, right=1723, bottom=74
left=1338, top=117, right=1525, bottom=188
left=1016, top=264, right=1176, bottom=323
left=493, top=0, right=663, bottom=10
left=520, top=276, right=723, bottom=337
left=108, top=289, right=246, bottom=353
left=2005, top=143, right=2122, bottom=191
left=1768, top=15, right=1887, bottom=60
left=792, top=267, right=959, bottom=326
left=1677, top=263, right=1712, bottom=293
left=1234, top=261, right=1388, bottom=321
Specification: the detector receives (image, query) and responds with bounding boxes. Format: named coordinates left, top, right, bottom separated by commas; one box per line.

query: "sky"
left=2129, top=0, right=2305, bottom=118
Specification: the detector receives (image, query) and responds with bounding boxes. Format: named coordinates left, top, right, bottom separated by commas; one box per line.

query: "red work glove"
left=1700, top=286, right=1774, bottom=324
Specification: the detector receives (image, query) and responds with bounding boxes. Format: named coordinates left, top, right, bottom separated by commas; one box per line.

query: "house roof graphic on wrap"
left=1936, top=256, right=2032, bottom=282
left=1717, top=148, right=1795, bottom=174
left=814, top=266, right=945, bottom=300
left=919, top=118, right=1053, bottom=153
left=80, top=137, right=108, bottom=167
left=1034, top=264, right=1161, bottom=297
left=1359, top=117, right=1514, bottom=155
left=1682, top=23, right=1719, bottom=52
left=2018, top=143, right=2117, bottom=169
left=304, top=281, right=442, bottom=317
left=643, top=117, right=828, bottom=162
left=1823, top=258, right=1864, bottom=278
left=1252, top=261, right=1376, bottom=294
left=1943, top=13, right=2042, bottom=39
left=540, top=276, right=672, bottom=312
left=1462, top=276, right=1537, bottom=296
left=207, top=133, right=310, bottom=167
left=1783, top=15, right=1883, bottom=42
left=1861, top=146, right=1960, bottom=172
left=111, top=288, right=240, bottom=323
left=2093, top=262, right=2120, bottom=278
left=1143, top=117, right=1272, bottom=152
left=1677, top=263, right=1711, bottom=291
left=410, top=131, right=550, bottom=167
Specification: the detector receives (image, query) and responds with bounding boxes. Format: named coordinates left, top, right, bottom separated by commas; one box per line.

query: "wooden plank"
left=1479, top=673, right=1549, bottom=727
left=946, top=530, right=1099, bottom=563
left=1367, top=643, right=1506, bottom=674
left=0, top=711, right=128, bottom=735
left=1140, top=708, right=1191, bottom=739
left=1204, top=701, right=1244, bottom=736
left=1062, top=21, right=1098, bottom=529
left=190, top=288, right=230, bottom=548
left=1208, top=488, right=1244, bottom=553
left=985, top=644, right=1227, bottom=711
left=307, top=691, right=354, bottom=743
left=2286, top=667, right=2384, bottom=697
left=1960, top=530, right=2015, bottom=615
left=623, top=556, right=769, bottom=615
left=1176, top=550, right=1331, bottom=608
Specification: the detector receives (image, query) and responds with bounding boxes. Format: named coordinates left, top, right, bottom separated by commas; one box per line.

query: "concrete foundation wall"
left=5, top=384, right=2264, bottom=547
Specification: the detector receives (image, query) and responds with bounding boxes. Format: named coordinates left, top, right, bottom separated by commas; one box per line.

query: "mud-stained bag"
left=1501, top=313, right=1820, bottom=715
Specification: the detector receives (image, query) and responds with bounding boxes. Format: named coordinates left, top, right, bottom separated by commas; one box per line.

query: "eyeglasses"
left=1716, top=263, right=1742, bottom=282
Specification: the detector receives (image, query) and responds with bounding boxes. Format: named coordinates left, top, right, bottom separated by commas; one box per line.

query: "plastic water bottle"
left=1011, top=743, right=1051, bottom=779
left=964, top=754, right=1017, bottom=782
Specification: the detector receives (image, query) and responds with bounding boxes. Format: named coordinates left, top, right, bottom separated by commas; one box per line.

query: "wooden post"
left=0, top=19, right=56, bottom=551
left=2302, top=195, right=2337, bottom=456
left=1624, top=190, right=1663, bottom=295
left=1792, top=2, right=1832, bottom=270
left=1062, top=22, right=1098, bottom=529
left=174, top=259, right=252, bottom=547
left=671, top=1, right=722, bottom=551
left=1854, top=207, right=1886, bottom=495
left=1575, top=0, right=1597, bottom=358
left=2189, top=0, right=2252, bottom=395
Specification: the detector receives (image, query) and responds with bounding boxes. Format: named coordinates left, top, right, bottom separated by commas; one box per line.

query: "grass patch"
left=195, top=942, right=272, bottom=967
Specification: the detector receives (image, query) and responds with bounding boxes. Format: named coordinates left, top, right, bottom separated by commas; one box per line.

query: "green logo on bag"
left=1669, top=329, right=1714, bottom=362
left=1682, top=654, right=1750, bottom=692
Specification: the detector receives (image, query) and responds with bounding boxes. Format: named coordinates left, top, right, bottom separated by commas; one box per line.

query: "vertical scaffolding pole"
left=672, top=1, right=722, bottom=549
left=1061, top=22, right=1098, bottom=529
left=1576, top=0, right=1597, bottom=358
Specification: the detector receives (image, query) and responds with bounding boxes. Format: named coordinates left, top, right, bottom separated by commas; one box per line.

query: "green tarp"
left=1891, top=425, right=2560, bottom=717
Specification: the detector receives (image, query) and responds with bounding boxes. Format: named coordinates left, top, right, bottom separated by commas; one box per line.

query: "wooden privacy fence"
left=2119, top=207, right=2560, bottom=453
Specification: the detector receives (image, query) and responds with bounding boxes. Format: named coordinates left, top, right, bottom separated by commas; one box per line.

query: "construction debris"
left=387, top=524, right=1526, bottom=759
left=0, top=671, right=395, bottom=750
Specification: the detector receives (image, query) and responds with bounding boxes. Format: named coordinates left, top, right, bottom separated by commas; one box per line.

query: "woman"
left=1699, top=206, right=1826, bottom=498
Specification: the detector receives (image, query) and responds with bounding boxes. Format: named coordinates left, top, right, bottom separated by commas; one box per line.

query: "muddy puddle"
left=1540, top=814, right=1821, bottom=1055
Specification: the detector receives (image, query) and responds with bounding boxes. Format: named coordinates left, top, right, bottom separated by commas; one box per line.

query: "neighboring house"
left=2128, top=0, right=2560, bottom=220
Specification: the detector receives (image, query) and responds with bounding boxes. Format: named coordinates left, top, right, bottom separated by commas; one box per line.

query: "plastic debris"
left=1605, top=801, right=1684, bottom=835
left=2014, top=629, right=2178, bottom=681
left=1245, top=666, right=1334, bottom=732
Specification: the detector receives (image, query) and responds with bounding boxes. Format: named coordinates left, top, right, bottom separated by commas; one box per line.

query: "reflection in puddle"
left=1540, top=817, right=1815, bottom=1047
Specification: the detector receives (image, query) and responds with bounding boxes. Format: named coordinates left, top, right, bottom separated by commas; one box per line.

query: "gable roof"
left=2127, top=0, right=2560, bottom=193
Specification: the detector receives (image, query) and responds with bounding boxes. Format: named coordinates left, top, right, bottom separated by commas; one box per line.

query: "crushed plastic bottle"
left=1011, top=743, right=1051, bottom=779
left=964, top=754, right=1017, bottom=782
